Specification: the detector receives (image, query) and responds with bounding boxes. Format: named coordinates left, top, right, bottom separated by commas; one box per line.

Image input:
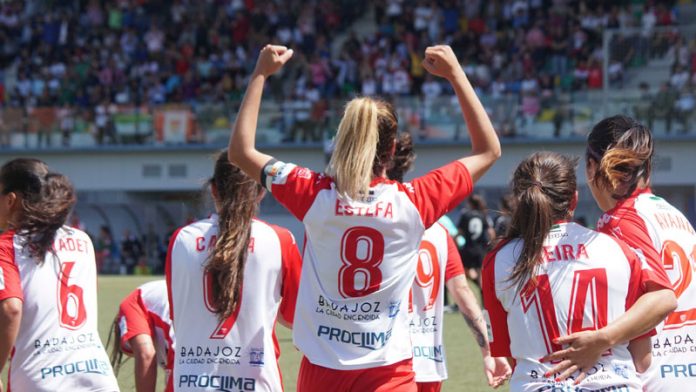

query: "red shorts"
left=416, top=381, right=442, bottom=392
left=297, top=356, right=417, bottom=392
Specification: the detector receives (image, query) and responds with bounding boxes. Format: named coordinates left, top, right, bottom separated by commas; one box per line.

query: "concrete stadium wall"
left=1, top=137, right=694, bottom=239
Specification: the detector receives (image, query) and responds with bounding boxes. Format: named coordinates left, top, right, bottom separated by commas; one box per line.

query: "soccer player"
left=483, top=152, right=676, bottom=391
left=166, top=151, right=301, bottom=392
left=387, top=134, right=511, bottom=391
left=109, top=279, right=173, bottom=392
left=551, top=115, right=696, bottom=391
left=0, top=158, right=119, bottom=391
left=228, top=44, right=500, bottom=390
left=457, top=194, right=495, bottom=288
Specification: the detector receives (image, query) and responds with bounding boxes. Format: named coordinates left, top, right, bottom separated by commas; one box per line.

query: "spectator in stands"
left=674, top=86, right=695, bottom=133
left=649, top=82, right=678, bottom=133
left=96, top=225, right=118, bottom=273
left=120, top=228, right=143, bottom=275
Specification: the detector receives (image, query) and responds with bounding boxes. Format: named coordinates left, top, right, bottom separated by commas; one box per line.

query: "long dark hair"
left=107, top=316, right=126, bottom=375
left=504, top=152, right=578, bottom=290
left=586, top=115, right=653, bottom=199
left=205, top=151, right=263, bottom=320
left=386, top=133, right=415, bottom=182
left=0, top=158, right=76, bottom=262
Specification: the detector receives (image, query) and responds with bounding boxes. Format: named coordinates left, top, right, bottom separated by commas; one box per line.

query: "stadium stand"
left=1, top=0, right=694, bottom=147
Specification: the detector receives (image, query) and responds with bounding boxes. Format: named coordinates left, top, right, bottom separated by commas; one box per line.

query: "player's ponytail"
left=0, top=158, right=76, bottom=262
left=327, top=97, right=398, bottom=199
left=386, top=133, right=415, bottom=182
left=505, top=152, right=578, bottom=290
left=107, top=316, right=126, bottom=376
left=586, top=115, right=653, bottom=199
left=206, top=151, right=262, bottom=320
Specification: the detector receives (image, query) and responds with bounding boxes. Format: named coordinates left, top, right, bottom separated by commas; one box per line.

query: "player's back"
left=622, top=192, right=696, bottom=390
left=295, top=177, right=428, bottom=369
left=167, top=216, right=291, bottom=392
left=486, top=222, right=643, bottom=391
left=4, top=227, right=118, bottom=391
left=410, top=223, right=454, bottom=382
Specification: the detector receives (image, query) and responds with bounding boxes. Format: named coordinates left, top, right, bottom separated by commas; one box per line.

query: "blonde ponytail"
left=327, top=97, right=397, bottom=200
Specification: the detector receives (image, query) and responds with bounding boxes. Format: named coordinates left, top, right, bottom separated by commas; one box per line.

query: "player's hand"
left=422, top=45, right=464, bottom=81
left=483, top=355, right=512, bottom=388
left=252, top=45, right=294, bottom=78
left=540, top=330, right=611, bottom=384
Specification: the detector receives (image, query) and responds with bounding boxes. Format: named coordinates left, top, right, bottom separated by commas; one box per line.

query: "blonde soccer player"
left=228, top=44, right=500, bottom=391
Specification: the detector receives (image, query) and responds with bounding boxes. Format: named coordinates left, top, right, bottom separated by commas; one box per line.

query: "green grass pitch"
left=3, top=275, right=508, bottom=391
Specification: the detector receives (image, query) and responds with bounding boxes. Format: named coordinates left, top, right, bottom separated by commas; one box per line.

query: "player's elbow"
left=130, top=335, right=157, bottom=364
left=134, top=344, right=157, bottom=364
left=656, top=289, right=678, bottom=319
left=0, top=298, right=22, bottom=322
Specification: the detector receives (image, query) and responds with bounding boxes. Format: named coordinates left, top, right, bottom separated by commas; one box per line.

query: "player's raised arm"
left=228, top=45, right=294, bottom=182
left=422, top=45, right=501, bottom=182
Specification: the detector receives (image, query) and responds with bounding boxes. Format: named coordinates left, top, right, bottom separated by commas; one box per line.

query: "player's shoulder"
left=139, top=279, right=167, bottom=295
left=423, top=222, right=448, bottom=240
left=175, top=216, right=217, bottom=239
left=253, top=218, right=297, bottom=246
left=483, top=238, right=520, bottom=271
left=58, top=226, right=92, bottom=242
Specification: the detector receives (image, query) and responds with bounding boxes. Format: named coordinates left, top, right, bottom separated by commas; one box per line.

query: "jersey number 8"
left=339, top=227, right=384, bottom=298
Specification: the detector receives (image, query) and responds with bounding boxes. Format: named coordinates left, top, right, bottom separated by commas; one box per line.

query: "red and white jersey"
left=0, top=227, right=119, bottom=392
left=118, top=280, right=174, bottom=378
left=166, top=215, right=301, bottom=392
left=263, top=160, right=472, bottom=369
left=483, top=222, right=671, bottom=392
left=597, top=189, right=696, bottom=391
left=410, top=223, right=465, bottom=382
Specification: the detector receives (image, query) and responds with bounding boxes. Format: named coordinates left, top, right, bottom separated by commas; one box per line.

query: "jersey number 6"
left=58, top=261, right=87, bottom=330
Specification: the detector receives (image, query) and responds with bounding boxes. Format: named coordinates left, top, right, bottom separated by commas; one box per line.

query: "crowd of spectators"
left=0, top=0, right=690, bottom=143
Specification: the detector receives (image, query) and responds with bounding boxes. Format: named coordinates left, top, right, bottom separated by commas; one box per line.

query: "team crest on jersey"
left=248, top=348, right=264, bottom=367
left=296, top=167, right=311, bottom=179
left=388, top=300, right=401, bottom=318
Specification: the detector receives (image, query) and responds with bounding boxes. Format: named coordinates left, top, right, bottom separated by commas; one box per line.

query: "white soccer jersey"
left=0, top=227, right=119, bottom=392
left=167, top=215, right=301, bottom=392
left=410, top=223, right=465, bottom=382
left=118, top=280, right=174, bottom=375
left=263, top=160, right=472, bottom=369
left=597, top=189, right=696, bottom=391
left=483, top=222, right=670, bottom=392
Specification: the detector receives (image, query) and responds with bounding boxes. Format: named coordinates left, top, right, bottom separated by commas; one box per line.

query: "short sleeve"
left=406, top=161, right=473, bottom=228
left=482, top=252, right=511, bottom=357
left=262, top=160, right=331, bottom=221
left=444, top=234, right=465, bottom=281
left=598, top=211, right=671, bottom=289
left=273, top=226, right=302, bottom=325
left=618, top=239, right=668, bottom=340
left=118, top=288, right=153, bottom=354
left=0, top=232, right=22, bottom=302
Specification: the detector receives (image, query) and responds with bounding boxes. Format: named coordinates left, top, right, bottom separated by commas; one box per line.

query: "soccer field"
left=4, top=275, right=508, bottom=391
